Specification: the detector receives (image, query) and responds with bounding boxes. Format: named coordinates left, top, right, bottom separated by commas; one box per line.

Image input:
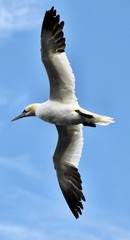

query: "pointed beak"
left=12, top=112, right=26, bottom=122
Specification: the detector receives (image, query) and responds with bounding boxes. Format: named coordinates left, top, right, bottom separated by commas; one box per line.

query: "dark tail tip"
left=83, top=122, right=96, bottom=127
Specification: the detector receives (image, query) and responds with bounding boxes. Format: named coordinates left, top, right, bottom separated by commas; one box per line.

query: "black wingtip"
left=58, top=164, right=86, bottom=219
left=41, top=6, right=66, bottom=53
left=50, top=6, right=54, bottom=11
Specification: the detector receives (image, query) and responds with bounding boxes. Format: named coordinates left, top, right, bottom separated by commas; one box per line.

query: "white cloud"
left=94, top=222, right=128, bottom=240
left=49, top=217, right=130, bottom=240
left=0, top=155, right=41, bottom=178
left=0, top=223, right=44, bottom=240
left=0, top=219, right=129, bottom=240
left=0, top=190, right=130, bottom=240
left=0, top=0, right=45, bottom=37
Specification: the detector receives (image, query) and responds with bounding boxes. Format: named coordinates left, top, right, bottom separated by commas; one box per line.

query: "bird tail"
left=92, top=113, right=115, bottom=126
left=76, top=109, right=115, bottom=126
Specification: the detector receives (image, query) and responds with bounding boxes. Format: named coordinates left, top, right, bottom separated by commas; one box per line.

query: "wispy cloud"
left=48, top=216, right=130, bottom=240
left=0, top=155, right=41, bottom=178
left=0, top=188, right=130, bottom=240
left=0, top=218, right=129, bottom=240
left=0, top=223, right=44, bottom=240
left=85, top=218, right=130, bottom=240
left=0, top=0, right=45, bottom=37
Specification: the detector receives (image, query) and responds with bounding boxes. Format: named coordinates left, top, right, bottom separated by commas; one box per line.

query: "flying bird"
left=12, top=7, right=114, bottom=219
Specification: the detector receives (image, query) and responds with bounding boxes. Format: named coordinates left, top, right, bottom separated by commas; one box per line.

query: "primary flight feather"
left=12, top=7, right=114, bottom=219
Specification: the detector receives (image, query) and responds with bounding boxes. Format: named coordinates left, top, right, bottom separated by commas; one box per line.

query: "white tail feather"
left=92, top=114, right=115, bottom=126
left=79, top=108, right=115, bottom=126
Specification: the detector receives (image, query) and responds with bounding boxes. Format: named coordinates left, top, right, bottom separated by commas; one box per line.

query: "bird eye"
left=23, top=109, right=27, bottom=113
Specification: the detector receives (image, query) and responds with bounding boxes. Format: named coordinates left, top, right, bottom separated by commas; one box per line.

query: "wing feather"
left=41, top=7, right=77, bottom=103
left=53, top=125, right=86, bottom=218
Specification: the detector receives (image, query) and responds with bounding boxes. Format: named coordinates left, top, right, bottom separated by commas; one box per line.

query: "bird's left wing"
left=53, top=124, right=86, bottom=219
left=41, top=7, right=77, bottom=104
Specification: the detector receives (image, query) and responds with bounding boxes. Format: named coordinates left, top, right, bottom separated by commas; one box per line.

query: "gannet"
left=12, top=7, right=114, bottom=219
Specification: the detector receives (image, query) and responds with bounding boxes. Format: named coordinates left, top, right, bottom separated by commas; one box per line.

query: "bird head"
left=12, top=104, right=37, bottom=122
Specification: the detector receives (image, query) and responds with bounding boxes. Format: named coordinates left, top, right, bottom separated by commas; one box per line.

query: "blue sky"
left=0, top=0, right=130, bottom=239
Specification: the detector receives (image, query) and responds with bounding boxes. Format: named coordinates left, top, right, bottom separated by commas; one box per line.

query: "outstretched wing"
left=53, top=124, right=86, bottom=219
left=41, top=7, right=77, bottom=104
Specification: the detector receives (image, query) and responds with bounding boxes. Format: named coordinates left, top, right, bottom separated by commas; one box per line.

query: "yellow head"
left=12, top=104, right=37, bottom=121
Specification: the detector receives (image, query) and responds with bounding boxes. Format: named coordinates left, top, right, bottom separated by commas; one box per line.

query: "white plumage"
left=12, top=7, right=114, bottom=218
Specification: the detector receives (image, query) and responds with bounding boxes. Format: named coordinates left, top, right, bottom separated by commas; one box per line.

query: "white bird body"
left=27, top=100, right=113, bottom=126
left=12, top=7, right=114, bottom=219
left=35, top=101, right=80, bottom=125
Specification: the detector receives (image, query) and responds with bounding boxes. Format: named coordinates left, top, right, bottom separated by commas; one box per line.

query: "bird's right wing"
left=41, top=7, right=77, bottom=104
left=53, top=124, right=86, bottom=219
